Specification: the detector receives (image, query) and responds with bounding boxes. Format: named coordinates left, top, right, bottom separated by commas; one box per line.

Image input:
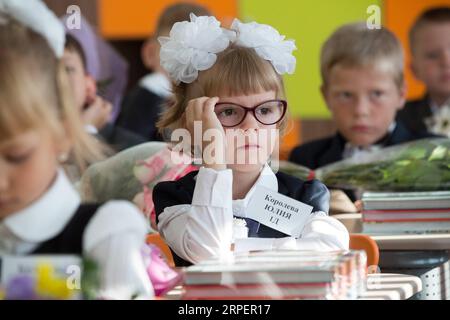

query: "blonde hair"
left=321, top=22, right=404, bottom=89
left=157, top=45, right=288, bottom=138
left=0, top=19, right=106, bottom=172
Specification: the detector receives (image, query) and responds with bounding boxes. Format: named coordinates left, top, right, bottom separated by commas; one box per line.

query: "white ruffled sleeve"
left=294, top=213, right=350, bottom=250
left=83, top=201, right=154, bottom=299
left=234, top=213, right=349, bottom=253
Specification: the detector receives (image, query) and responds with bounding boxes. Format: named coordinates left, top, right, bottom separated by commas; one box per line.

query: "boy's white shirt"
left=0, top=169, right=154, bottom=299
left=157, top=164, right=349, bottom=264
left=426, top=99, right=450, bottom=137
left=430, top=97, right=450, bottom=111
left=139, top=72, right=172, bottom=99
left=84, top=124, right=99, bottom=135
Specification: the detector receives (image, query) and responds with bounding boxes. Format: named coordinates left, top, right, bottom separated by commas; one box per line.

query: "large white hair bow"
left=159, top=14, right=297, bottom=84
left=0, top=0, right=65, bottom=58
left=231, top=18, right=297, bottom=75
left=158, top=13, right=235, bottom=84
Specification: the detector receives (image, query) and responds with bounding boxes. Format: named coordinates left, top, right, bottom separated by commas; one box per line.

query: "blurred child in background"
left=397, top=7, right=450, bottom=137
left=0, top=0, right=153, bottom=299
left=116, top=3, right=210, bottom=141
left=63, top=34, right=146, bottom=152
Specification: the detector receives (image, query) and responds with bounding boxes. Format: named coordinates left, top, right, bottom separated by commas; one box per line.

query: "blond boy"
left=289, top=23, right=437, bottom=199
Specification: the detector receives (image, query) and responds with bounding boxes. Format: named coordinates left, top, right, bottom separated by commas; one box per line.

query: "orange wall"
left=99, top=0, right=238, bottom=39
left=385, top=0, right=450, bottom=100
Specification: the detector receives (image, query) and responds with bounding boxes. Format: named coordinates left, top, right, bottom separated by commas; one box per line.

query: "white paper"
left=246, top=185, right=313, bottom=238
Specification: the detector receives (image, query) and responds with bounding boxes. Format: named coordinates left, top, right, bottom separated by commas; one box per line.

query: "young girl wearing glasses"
left=153, top=15, right=349, bottom=266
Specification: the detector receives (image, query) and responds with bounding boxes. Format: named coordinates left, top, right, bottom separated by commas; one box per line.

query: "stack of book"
left=182, top=250, right=367, bottom=300
left=362, top=191, right=450, bottom=234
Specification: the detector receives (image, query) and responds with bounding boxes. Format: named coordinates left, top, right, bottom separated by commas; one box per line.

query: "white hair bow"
left=0, top=0, right=65, bottom=57
left=158, top=13, right=235, bottom=84
left=231, top=18, right=297, bottom=75
left=159, top=14, right=297, bottom=84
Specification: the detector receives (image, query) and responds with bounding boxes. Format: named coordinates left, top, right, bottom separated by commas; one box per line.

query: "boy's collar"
left=139, top=72, right=172, bottom=98
left=429, top=96, right=450, bottom=113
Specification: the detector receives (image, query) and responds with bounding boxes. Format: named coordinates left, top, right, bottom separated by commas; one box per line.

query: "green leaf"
left=428, top=146, right=448, bottom=161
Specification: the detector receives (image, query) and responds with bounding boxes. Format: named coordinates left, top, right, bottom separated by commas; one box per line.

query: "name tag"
left=246, top=186, right=313, bottom=238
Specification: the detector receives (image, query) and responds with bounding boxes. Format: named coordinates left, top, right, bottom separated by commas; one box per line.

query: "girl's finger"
left=185, top=101, right=195, bottom=131
left=193, top=97, right=209, bottom=121
left=186, top=97, right=208, bottom=132
left=204, top=97, right=220, bottom=115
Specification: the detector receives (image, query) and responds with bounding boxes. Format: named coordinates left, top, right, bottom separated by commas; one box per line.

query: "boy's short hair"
left=65, top=34, right=87, bottom=71
left=320, top=22, right=404, bottom=89
left=409, top=6, right=450, bottom=54
left=155, top=3, right=211, bottom=36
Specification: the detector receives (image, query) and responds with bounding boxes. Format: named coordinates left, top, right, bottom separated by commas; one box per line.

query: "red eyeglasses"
left=214, top=99, right=287, bottom=127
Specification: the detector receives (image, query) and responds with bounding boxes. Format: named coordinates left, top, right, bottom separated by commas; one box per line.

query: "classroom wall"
left=98, top=0, right=238, bottom=39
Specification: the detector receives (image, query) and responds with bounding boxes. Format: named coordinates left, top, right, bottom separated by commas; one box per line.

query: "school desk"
left=333, top=213, right=450, bottom=300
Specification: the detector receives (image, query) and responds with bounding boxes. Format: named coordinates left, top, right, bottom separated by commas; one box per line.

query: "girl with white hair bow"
left=153, top=14, right=349, bottom=266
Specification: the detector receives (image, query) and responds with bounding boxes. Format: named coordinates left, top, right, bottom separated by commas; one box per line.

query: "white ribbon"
left=0, top=0, right=65, bottom=57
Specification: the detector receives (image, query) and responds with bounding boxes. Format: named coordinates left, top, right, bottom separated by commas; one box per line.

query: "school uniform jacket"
left=288, top=121, right=439, bottom=170
left=153, top=165, right=349, bottom=267
left=0, top=169, right=153, bottom=299
left=98, top=122, right=147, bottom=152
left=116, top=73, right=171, bottom=141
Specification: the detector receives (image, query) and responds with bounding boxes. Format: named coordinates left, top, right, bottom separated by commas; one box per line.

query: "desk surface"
left=333, top=213, right=450, bottom=250
left=164, top=273, right=421, bottom=300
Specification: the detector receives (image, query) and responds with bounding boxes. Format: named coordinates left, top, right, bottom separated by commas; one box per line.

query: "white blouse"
left=158, top=165, right=349, bottom=264
left=0, top=169, right=153, bottom=299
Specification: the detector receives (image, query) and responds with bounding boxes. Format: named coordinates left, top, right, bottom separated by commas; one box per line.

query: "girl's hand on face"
left=185, top=97, right=226, bottom=170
